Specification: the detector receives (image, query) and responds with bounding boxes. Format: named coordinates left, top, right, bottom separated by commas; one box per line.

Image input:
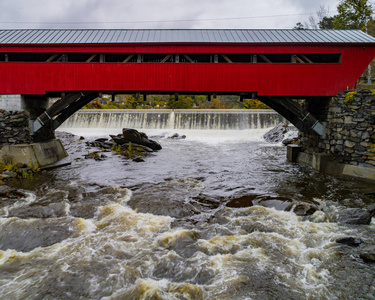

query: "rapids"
left=1, top=111, right=375, bottom=299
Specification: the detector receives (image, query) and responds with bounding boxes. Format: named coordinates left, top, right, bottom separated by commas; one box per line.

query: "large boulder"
left=338, top=208, right=372, bottom=225
left=122, top=128, right=162, bottom=151
left=263, top=122, right=288, bottom=143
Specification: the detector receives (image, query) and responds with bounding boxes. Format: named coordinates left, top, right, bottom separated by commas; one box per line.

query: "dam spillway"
left=60, top=109, right=285, bottom=130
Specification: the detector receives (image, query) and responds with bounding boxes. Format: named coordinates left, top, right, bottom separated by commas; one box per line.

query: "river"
left=0, top=110, right=375, bottom=299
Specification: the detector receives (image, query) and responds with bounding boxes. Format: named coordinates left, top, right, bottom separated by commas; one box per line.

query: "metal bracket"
left=312, top=120, right=325, bottom=136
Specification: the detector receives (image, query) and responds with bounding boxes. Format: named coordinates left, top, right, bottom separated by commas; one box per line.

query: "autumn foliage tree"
left=334, top=0, right=373, bottom=29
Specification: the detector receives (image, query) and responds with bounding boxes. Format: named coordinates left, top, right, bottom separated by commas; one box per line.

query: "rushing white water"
left=1, top=112, right=375, bottom=299
left=60, top=109, right=285, bottom=131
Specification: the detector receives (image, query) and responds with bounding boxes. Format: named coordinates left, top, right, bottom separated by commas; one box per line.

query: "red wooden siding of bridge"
left=1, top=29, right=375, bottom=97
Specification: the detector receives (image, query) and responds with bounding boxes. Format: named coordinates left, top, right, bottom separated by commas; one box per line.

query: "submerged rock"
left=0, top=185, right=12, bottom=196
left=336, top=237, right=363, bottom=247
left=368, top=204, right=375, bottom=217
left=168, top=133, right=187, bottom=140
left=0, top=186, right=26, bottom=199
left=291, top=201, right=318, bottom=216
left=360, top=245, right=375, bottom=263
left=338, top=208, right=372, bottom=225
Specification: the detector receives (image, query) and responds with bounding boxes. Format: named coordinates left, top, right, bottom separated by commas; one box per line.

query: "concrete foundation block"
left=312, top=153, right=332, bottom=172
left=287, top=145, right=302, bottom=162
left=0, top=139, right=70, bottom=169
left=0, top=95, right=24, bottom=111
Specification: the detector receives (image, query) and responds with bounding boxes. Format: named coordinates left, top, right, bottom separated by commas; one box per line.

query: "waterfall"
left=60, top=109, right=285, bottom=130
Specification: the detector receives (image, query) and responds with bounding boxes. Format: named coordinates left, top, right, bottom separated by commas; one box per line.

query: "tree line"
left=83, top=94, right=270, bottom=110
left=295, top=0, right=373, bottom=31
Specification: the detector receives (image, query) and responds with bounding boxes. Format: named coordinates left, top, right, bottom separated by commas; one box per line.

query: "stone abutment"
left=292, top=90, right=375, bottom=181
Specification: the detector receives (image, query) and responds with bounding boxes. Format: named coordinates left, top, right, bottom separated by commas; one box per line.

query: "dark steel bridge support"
left=258, top=96, right=329, bottom=136
left=32, top=91, right=99, bottom=141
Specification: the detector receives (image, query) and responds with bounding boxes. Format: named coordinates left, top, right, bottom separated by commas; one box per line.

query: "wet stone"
left=338, top=208, right=372, bottom=225
left=368, top=204, right=375, bottom=217
left=263, top=122, right=288, bottom=143
left=360, top=245, right=375, bottom=263
left=292, top=201, right=318, bottom=216
left=0, top=185, right=12, bottom=196
left=336, top=237, right=363, bottom=247
left=226, top=195, right=257, bottom=208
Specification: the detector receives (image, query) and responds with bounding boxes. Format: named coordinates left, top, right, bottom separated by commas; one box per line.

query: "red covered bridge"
left=0, top=29, right=375, bottom=135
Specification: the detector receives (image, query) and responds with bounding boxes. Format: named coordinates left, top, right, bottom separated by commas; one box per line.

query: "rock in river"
left=292, top=201, right=318, bottom=216
left=122, top=128, right=162, bottom=151
left=360, top=245, right=375, bottom=263
left=338, top=208, right=372, bottom=225
left=336, top=237, right=363, bottom=247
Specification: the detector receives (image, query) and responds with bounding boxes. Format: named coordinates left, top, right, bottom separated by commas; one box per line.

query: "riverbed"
left=1, top=126, right=375, bottom=299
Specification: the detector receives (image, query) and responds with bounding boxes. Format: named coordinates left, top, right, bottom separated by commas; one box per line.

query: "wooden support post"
left=252, top=54, right=257, bottom=63
left=46, top=54, right=59, bottom=62
left=183, top=54, right=194, bottom=63
left=214, top=54, right=218, bottom=63
left=240, top=95, right=244, bottom=102
left=175, top=93, right=179, bottom=101
left=300, top=54, right=313, bottom=63
left=259, top=54, right=271, bottom=63
left=221, top=54, right=232, bottom=63
left=99, top=54, right=105, bottom=62
left=5, top=54, right=9, bottom=62
left=86, top=54, right=97, bottom=62
left=122, top=54, right=134, bottom=63
left=293, top=55, right=305, bottom=64
left=161, top=54, right=172, bottom=63
left=137, top=54, right=142, bottom=63
left=175, top=54, right=179, bottom=63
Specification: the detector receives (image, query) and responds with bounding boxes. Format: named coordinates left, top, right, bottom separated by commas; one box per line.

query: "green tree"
left=319, top=16, right=335, bottom=29
left=293, top=22, right=305, bottom=30
left=166, top=95, right=194, bottom=109
left=333, top=0, right=373, bottom=29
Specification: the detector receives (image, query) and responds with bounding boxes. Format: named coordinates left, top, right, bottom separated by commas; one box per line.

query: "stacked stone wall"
left=298, top=90, right=375, bottom=167
left=0, top=109, right=32, bottom=145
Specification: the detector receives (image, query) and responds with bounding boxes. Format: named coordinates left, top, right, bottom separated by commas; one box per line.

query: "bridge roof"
left=0, top=29, right=375, bottom=45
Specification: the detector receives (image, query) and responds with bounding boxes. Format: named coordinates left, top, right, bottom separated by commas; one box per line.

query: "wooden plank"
left=183, top=54, right=194, bottom=63
left=123, top=54, right=134, bottom=63
left=161, top=54, right=172, bottom=63
left=46, top=54, right=59, bottom=62
left=300, top=54, right=313, bottom=63
left=259, top=54, right=272, bottom=63
left=221, top=54, right=232, bottom=63
left=86, top=54, right=97, bottom=62
left=295, top=55, right=305, bottom=64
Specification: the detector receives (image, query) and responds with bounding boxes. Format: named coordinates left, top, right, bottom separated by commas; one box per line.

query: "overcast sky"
left=0, top=0, right=340, bottom=30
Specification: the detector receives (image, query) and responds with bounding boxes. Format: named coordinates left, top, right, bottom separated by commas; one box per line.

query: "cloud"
left=0, top=0, right=340, bottom=30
